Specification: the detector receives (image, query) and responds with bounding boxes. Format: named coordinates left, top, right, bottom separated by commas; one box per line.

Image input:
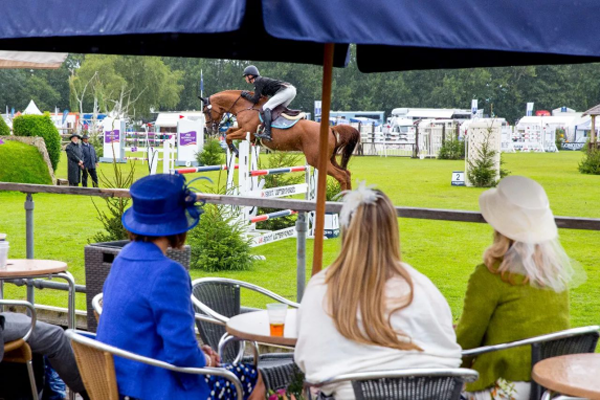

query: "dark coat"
left=81, top=142, right=99, bottom=169
left=242, top=76, right=289, bottom=104
left=65, top=142, right=84, bottom=184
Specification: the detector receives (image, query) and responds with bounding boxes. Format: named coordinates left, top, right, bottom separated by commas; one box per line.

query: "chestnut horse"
left=200, top=90, right=359, bottom=190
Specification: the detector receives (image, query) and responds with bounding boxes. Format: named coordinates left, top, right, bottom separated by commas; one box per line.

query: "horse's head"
left=200, top=91, right=245, bottom=136
left=200, top=96, right=223, bottom=136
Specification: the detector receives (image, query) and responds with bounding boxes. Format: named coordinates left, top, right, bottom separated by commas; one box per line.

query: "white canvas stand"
left=176, top=116, right=205, bottom=166
left=465, top=119, right=502, bottom=187
left=101, top=118, right=125, bottom=162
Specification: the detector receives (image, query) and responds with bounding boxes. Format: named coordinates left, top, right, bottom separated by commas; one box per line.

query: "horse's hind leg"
left=330, top=154, right=352, bottom=186
left=326, top=161, right=351, bottom=191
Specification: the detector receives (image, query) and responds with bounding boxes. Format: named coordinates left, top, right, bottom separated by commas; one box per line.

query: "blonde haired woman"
left=294, top=183, right=462, bottom=399
left=457, top=176, right=583, bottom=400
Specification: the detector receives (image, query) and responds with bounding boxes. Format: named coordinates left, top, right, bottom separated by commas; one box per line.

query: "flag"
left=62, top=110, right=69, bottom=125
left=10, top=107, right=14, bottom=118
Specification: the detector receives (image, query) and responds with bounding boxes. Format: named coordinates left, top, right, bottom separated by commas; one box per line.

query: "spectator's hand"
left=201, top=345, right=221, bottom=366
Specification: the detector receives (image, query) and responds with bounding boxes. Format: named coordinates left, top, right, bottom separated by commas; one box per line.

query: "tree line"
left=1, top=49, right=600, bottom=124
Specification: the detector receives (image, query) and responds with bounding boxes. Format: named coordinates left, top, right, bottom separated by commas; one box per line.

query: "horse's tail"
left=331, top=124, right=360, bottom=170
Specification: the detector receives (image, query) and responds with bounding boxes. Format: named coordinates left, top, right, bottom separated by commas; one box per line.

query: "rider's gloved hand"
left=241, top=90, right=250, bottom=98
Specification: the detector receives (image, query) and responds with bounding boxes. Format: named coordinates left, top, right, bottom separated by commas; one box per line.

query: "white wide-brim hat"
left=479, top=176, right=557, bottom=244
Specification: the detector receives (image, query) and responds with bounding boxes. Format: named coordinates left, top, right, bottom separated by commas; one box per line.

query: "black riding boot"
left=256, top=109, right=273, bottom=141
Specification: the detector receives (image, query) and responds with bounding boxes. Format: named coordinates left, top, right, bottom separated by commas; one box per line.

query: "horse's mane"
left=212, top=89, right=266, bottom=105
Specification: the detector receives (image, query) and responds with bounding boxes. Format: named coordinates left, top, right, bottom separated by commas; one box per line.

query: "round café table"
left=0, top=259, right=77, bottom=329
left=226, top=309, right=298, bottom=347
left=532, top=353, right=600, bottom=400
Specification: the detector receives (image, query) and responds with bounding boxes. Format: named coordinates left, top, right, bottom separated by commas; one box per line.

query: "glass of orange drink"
left=266, top=303, right=288, bottom=336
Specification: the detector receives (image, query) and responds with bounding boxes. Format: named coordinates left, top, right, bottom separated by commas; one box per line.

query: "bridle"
left=202, top=95, right=245, bottom=135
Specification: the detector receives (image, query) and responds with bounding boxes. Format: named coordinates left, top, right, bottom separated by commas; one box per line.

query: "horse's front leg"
left=226, top=128, right=250, bottom=158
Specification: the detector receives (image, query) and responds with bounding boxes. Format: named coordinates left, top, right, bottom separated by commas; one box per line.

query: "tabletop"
left=226, top=309, right=298, bottom=347
left=532, top=353, right=600, bottom=400
left=0, top=259, right=68, bottom=279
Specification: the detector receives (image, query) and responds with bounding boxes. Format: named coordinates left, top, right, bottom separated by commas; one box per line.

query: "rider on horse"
left=241, top=65, right=297, bottom=141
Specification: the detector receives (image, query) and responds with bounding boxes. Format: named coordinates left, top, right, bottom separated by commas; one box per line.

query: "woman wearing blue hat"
left=96, top=174, right=265, bottom=400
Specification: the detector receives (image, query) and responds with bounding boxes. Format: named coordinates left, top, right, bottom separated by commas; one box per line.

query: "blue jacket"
left=81, top=142, right=99, bottom=169
left=96, top=241, right=208, bottom=400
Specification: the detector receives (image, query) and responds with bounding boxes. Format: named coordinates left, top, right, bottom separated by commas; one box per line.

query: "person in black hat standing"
left=81, top=134, right=99, bottom=187
left=65, top=133, right=84, bottom=186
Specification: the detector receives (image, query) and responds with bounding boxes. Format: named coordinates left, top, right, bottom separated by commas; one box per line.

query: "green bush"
left=326, top=176, right=342, bottom=201
left=578, top=148, right=600, bottom=175
left=467, top=131, right=501, bottom=187
left=0, top=140, right=52, bottom=184
left=0, top=117, right=9, bottom=136
left=438, top=138, right=465, bottom=160
left=187, top=204, right=254, bottom=272
left=256, top=152, right=305, bottom=231
left=12, top=113, right=61, bottom=171
left=196, top=138, right=224, bottom=166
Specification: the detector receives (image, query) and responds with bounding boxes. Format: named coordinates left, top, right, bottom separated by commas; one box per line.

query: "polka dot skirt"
left=205, top=363, right=258, bottom=400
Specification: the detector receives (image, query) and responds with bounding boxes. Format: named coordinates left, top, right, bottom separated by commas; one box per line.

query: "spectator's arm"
left=455, top=265, right=500, bottom=366
left=65, top=146, right=82, bottom=163
left=150, top=263, right=206, bottom=389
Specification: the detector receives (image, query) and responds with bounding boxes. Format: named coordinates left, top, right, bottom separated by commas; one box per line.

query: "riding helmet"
left=243, top=65, right=260, bottom=78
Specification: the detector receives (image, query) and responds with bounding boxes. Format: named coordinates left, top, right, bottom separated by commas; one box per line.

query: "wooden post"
left=442, top=124, right=446, bottom=145
left=591, top=115, right=597, bottom=150
left=413, top=126, right=419, bottom=158
left=311, top=43, right=335, bottom=276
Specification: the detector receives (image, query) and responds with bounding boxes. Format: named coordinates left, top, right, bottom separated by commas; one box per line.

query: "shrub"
left=0, top=117, right=9, bottom=136
left=255, top=152, right=305, bottom=231
left=196, top=138, right=224, bottom=166
left=438, top=138, right=465, bottom=160
left=90, top=158, right=136, bottom=243
left=12, top=113, right=61, bottom=171
left=467, top=130, right=501, bottom=187
left=579, top=148, right=600, bottom=175
left=0, top=140, right=52, bottom=184
left=326, top=176, right=342, bottom=201
left=187, top=204, right=254, bottom=272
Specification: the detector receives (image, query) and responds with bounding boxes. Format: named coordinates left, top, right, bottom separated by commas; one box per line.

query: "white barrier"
left=230, top=134, right=318, bottom=247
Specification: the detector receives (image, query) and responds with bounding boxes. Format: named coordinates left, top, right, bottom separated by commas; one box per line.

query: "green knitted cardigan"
left=455, top=264, right=569, bottom=392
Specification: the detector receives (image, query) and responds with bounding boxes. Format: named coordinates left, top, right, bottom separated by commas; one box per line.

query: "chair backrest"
left=313, top=369, right=478, bottom=400
left=66, top=329, right=244, bottom=399
left=353, top=375, right=465, bottom=400
left=191, top=280, right=241, bottom=362
left=529, top=329, right=599, bottom=400
left=69, top=333, right=120, bottom=400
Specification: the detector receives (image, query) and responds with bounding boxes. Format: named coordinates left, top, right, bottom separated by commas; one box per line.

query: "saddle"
left=270, top=105, right=305, bottom=121
left=259, top=105, right=306, bottom=130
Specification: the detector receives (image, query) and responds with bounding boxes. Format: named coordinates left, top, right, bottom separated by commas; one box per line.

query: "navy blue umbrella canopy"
left=263, top=0, right=600, bottom=71
left=0, top=0, right=349, bottom=67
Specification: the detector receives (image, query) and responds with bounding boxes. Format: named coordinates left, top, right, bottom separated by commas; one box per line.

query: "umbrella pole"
left=311, top=43, right=335, bottom=276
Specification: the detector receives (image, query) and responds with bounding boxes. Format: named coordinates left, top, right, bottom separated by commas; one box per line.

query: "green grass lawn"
left=0, top=151, right=599, bottom=330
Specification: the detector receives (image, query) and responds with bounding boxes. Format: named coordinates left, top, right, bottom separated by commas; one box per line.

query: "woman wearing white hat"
left=456, top=176, right=584, bottom=400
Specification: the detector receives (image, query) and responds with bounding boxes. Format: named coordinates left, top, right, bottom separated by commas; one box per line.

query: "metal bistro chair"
left=462, top=325, right=600, bottom=400
left=91, top=293, right=103, bottom=324
left=0, top=300, right=39, bottom=400
left=308, top=368, right=479, bottom=400
left=191, top=277, right=300, bottom=392
left=65, top=329, right=244, bottom=400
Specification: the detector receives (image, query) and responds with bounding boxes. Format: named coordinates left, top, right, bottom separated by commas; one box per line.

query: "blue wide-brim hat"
left=122, top=174, right=202, bottom=236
